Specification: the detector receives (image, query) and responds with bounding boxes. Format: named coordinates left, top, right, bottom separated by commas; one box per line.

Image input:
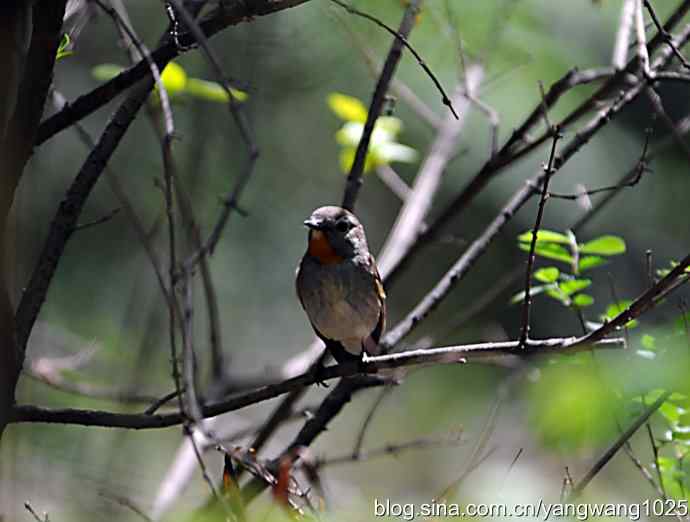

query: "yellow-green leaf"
left=580, top=235, right=626, bottom=256
left=160, top=62, right=188, bottom=94
left=578, top=255, right=606, bottom=271
left=186, top=78, right=248, bottom=103
left=602, top=300, right=638, bottom=328
left=518, top=242, right=573, bottom=264
left=328, top=92, right=367, bottom=123
left=518, top=229, right=571, bottom=244
left=559, top=278, right=591, bottom=296
left=534, top=267, right=560, bottom=283
left=573, top=294, right=594, bottom=307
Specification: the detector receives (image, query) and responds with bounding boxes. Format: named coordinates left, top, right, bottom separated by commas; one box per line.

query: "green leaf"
left=92, top=63, right=125, bottom=81
left=518, top=242, right=574, bottom=264
left=559, top=278, right=592, bottom=296
left=578, top=255, right=606, bottom=271
left=534, top=267, right=560, bottom=283
left=328, top=92, right=368, bottom=123
left=580, top=235, right=626, bottom=256
left=335, top=121, right=364, bottom=147
left=338, top=147, right=376, bottom=174
left=660, top=401, right=684, bottom=423
left=545, top=286, right=570, bottom=305
left=186, top=78, right=248, bottom=103
left=518, top=229, right=571, bottom=244
left=160, top=62, right=188, bottom=93
left=603, top=300, right=638, bottom=328
left=56, top=33, right=73, bottom=60
left=641, top=334, right=656, bottom=351
left=573, top=294, right=594, bottom=307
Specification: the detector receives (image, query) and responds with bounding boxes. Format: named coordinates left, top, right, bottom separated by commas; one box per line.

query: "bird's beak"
left=303, top=217, right=322, bottom=230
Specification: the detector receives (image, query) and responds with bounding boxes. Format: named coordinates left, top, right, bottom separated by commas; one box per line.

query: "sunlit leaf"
left=376, top=142, right=418, bottom=163
left=376, top=116, right=403, bottom=136
left=338, top=147, right=376, bottom=174
left=518, top=229, right=571, bottom=244
left=580, top=235, right=626, bottom=256
left=186, top=78, right=248, bottom=103
left=160, top=62, right=188, bottom=93
left=56, top=33, right=73, bottom=60
left=534, top=267, right=560, bottom=283
left=559, top=278, right=591, bottom=296
left=578, top=255, right=606, bottom=271
left=602, top=300, right=638, bottom=328
left=641, top=334, right=656, bottom=351
left=328, top=92, right=368, bottom=123
left=573, top=294, right=594, bottom=307
left=336, top=121, right=364, bottom=147
left=518, top=242, right=574, bottom=264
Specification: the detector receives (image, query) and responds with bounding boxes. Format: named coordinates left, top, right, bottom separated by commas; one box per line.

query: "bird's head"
left=303, top=206, right=368, bottom=263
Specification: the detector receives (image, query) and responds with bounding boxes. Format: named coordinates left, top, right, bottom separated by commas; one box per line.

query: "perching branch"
left=10, top=336, right=624, bottom=429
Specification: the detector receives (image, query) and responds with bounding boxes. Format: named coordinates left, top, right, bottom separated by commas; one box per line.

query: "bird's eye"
left=336, top=219, right=350, bottom=233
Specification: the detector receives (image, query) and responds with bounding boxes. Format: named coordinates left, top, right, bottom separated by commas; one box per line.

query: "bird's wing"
left=367, top=254, right=387, bottom=348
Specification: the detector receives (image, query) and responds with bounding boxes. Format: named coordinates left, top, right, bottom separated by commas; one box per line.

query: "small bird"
left=296, top=206, right=386, bottom=365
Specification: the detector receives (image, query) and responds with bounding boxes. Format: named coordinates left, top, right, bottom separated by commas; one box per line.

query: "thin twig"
left=73, top=208, right=121, bottom=232
left=570, top=391, right=670, bottom=497
left=353, top=386, right=392, bottom=457
left=24, top=502, right=48, bottom=522
left=341, top=0, right=423, bottom=211
left=645, top=421, right=667, bottom=498
left=645, top=0, right=690, bottom=70
left=565, top=252, right=690, bottom=348
left=330, top=0, right=459, bottom=120
left=377, top=70, right=482, bottom=278
left=518, top=130, right=561, bottom=347
left=316, top=432, right=463, bottom=468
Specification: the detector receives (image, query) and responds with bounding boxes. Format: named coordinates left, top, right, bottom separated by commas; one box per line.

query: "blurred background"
left=2, top=0, right=690, bottom=520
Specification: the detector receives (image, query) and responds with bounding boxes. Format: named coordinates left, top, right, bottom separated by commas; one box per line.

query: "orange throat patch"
left=308, top=230, right=344, bottom=265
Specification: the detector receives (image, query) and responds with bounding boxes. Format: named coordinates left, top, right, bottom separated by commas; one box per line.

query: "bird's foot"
left=310, top=361, right=330, bottom=388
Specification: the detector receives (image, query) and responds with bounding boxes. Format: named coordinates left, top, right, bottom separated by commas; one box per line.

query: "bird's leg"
left=308, top=348, right=331, bottom=388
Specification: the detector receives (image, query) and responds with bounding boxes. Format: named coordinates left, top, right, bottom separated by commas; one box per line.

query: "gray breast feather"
left=297, top=257, right=380, bottom=354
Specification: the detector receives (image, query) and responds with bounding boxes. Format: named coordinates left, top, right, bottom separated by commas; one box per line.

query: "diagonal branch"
left=341, top=0, right=423, bottom=211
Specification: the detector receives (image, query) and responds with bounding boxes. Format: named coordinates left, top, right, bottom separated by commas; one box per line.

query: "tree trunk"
left=0, top=0, right=67, bottom=439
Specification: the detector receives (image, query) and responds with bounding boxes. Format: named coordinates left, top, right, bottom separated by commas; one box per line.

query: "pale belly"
left=298, top=259, right=380, bottom=355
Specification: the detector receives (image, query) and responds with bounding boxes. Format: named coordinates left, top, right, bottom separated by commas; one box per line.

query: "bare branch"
left=10, top=336, right=624, bottom=429
left=519, top=131, right=562, bottom=347
left=331, top=0, right=459, bottom=121
left=612, top=0, right=636, bottom=70
left=571, top=391, right=670, bottom=498
left=341, top=0, right=423, bottom=211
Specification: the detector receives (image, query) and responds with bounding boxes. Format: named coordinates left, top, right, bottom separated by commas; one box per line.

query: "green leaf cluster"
left=328, top=92, right=418, bottom=173
left=513, top=229, right=626, bottom=309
